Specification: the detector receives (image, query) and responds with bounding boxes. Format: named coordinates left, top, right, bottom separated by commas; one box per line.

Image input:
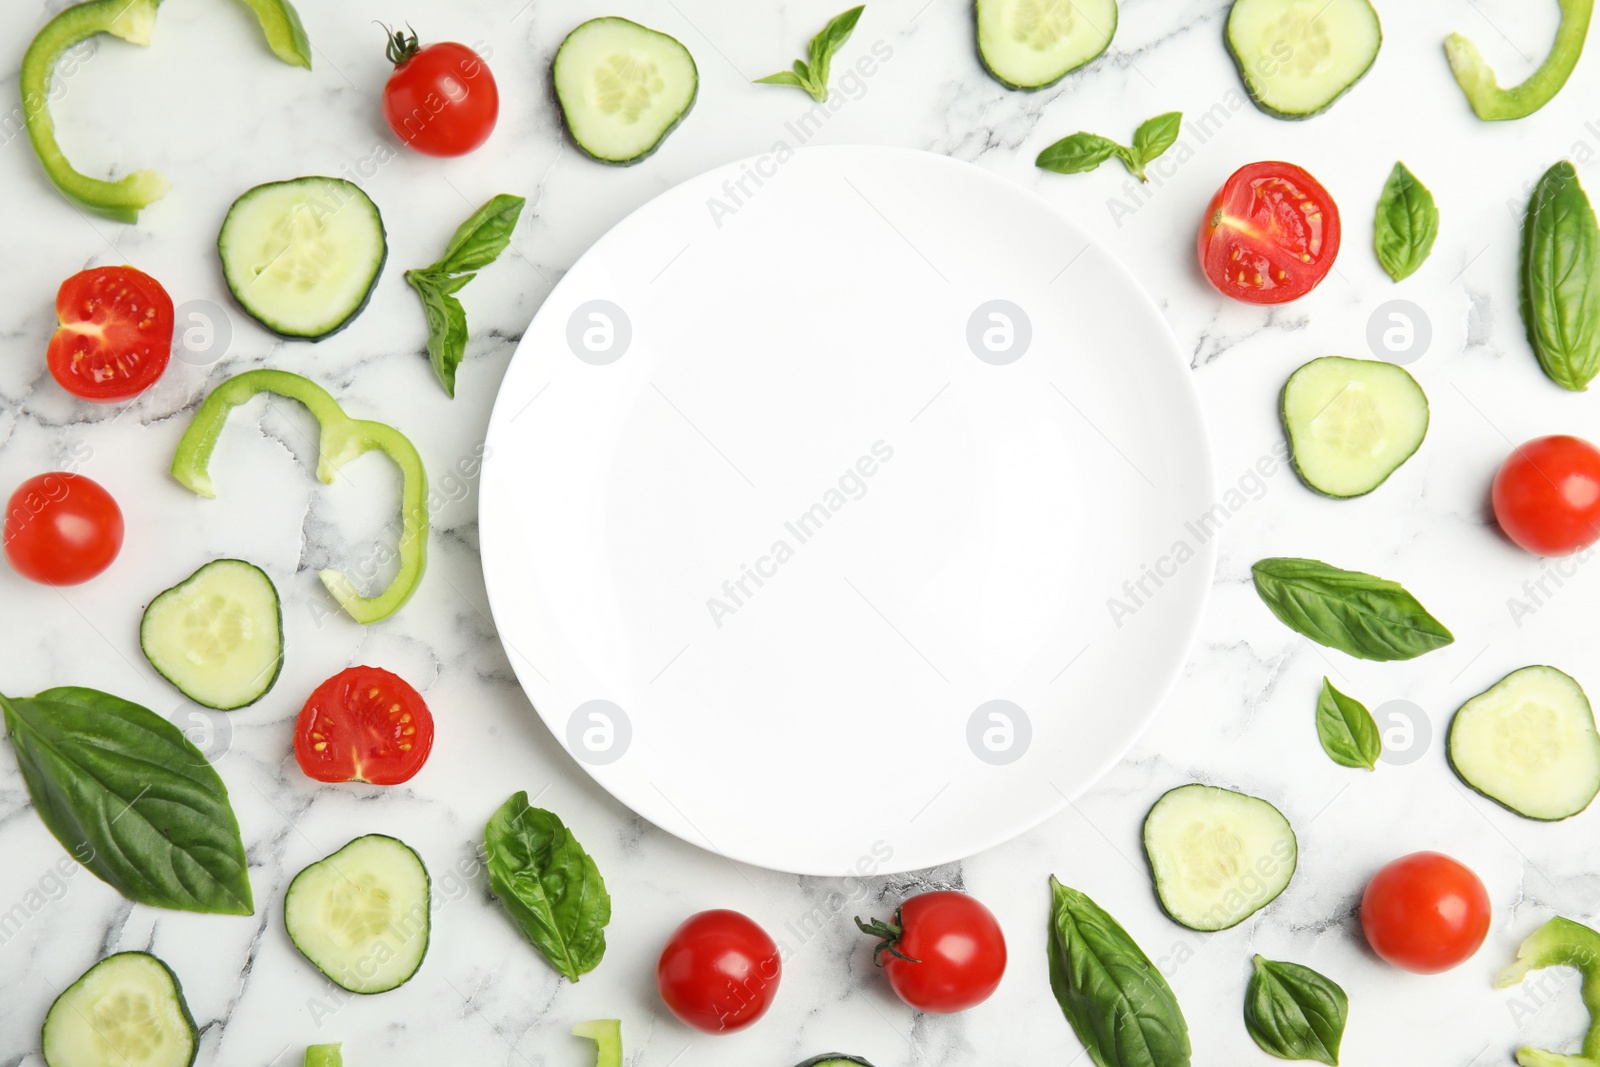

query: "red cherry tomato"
left=380, top=29, right=498, bottom=157
left=3, top=472, right=123, bottom=585
left=293, top=666, right=435, bottom=785
left=657, top=910, right=781, bottom=1034
left=47, top=266, right=174, bottom=401
left=1361, top=852, right=1490, bottom=974
left=1492, top=435, right=1600, bottom=556
left=1198, top=161, right=1341, bottom=304
left=857, top=891, right=1006, bottom=1013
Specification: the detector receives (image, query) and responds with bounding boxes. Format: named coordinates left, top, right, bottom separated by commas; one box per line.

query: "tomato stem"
left=854, top=910, right=922, bottom=965
left=379, top=22, right=421, bottom=66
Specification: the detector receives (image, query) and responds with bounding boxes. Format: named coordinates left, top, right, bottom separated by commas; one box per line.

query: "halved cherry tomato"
left=1492, top=435, right=1600, bottom=556
left=293, top=666, right=435, bottom=785
left=1361, top=852, right=1490, bottom=974
left=47, top=266, right=174, bottom=401
left=657, top=910, right=781, bottom=1034
left=1198, top=161, right=1341, bottom=304
left=857, top=891, right=1006, bottom=1013
left=380, top=29, right=498, bottom=157
left=3, top=472, right=123, bottom=585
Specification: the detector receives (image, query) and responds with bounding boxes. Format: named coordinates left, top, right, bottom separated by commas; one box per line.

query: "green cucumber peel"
left=1498, top=917, right=1600, bottom=1067
left=1446, top=0, right=1592, bottom=121
left=572, top=1020, right=622, bottom=1067
left=21, top=0, right=311, bottom=222
left=171, top=370, right=428, bottom=624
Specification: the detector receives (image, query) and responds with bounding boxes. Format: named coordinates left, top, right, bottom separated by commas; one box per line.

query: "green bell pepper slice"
left=21, top=0, right=312, bottom=223
left=303, top=1045, right=342, bottom=1067
left=572, top=1020, right=623, bottom=1067
left=171, top=370, right=428, bottom=625
left=1445, top=0, right=1592, bottom=121
left=1497, top=916, right=1600, bottom=1067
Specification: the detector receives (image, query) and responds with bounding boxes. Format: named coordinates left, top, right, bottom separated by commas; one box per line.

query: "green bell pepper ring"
left=1497, top=916, right=1600, bottom=1067
left=572, top=1020, right=623, bottom=1067
left=171, top=370, right=428, bottom=625
left=1445, top=0, right=1593, bottom=121
left=303, top=1045, right=342, bottom=1067
left=21, top=0, right=312, bottom=223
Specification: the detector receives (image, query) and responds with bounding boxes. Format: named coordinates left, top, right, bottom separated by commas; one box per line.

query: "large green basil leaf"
left=1244, top=955, right=1349, bottom=1065
left=433, top=193, right=526, bottom=276
left=1251, top=558, right=1454, bottom=661
left=485, top=792, right=610, bottom=981
left=1048, top=877, right=1191, bottom=1067
left=1522, top=160, right=1600, bottom=391
left=1374, top=162, right=1439, bottom=282
left=0, top=687, right=253, bottom=915
left=1315, top=679, right=1381, bottom=771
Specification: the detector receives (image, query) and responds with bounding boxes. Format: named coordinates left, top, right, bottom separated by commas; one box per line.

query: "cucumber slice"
left=1281, top=356, right=1428, bottom=498
left=285, top=835, right=430, bottom=994
left=553, top=18, right=698, bottom=165
left=1226, top=0, right=1382, bottom=118
left=797, top=1058, right=876, bottom=1067
left=1449, top=666, right=1600, bottom=821
left=140, top=559, right=283, bottom=711
left=975, top=0, right=1116, bottom=91
left=218, top=177, right=387, bottom=340
left=43, top=952, right=198, bottom=1067
left=1143, top=784, right=1298, bottom=931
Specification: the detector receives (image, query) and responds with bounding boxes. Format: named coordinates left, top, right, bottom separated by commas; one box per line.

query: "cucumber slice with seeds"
left=140, top=559, right=283, bottom=710
left=1281, top=356, right=1429, bottom=498
left=554, top=18, right=698, bottom=165
left=1143, top=784, right=1298, bottom=931
left=1450, top=666, right=1600, bottom=821
left=285, top=834, right=430, bottom=994
left=1226, top=0, right=1381, bottom=119
left=976, top=0, right=1117, bottom=90
left=797, top=1059, right=877, bottom=1067
left=218, top=176, right=387, bottom=340
left=43, top=952, right=198, bottom=1067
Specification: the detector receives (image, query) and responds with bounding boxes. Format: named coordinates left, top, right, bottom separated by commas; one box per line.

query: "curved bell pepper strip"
left=1445, top=0, right=1593, bottom=121
left=572, top=1020, right=623, bottom=1067
left=1496, top=916, right=1600, bottom=1067
left=22, top=0, right=312, bottom=223
left=171, top=370, right=428, bottom=625
left=303, top=1045, right=342, bottom=1067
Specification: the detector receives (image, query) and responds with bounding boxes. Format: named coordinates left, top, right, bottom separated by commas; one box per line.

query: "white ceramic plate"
left=481, top=145, right=1214, bottom=876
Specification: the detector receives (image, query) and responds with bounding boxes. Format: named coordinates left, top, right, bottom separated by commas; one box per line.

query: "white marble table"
left=3, top=1, right=1599, bottom=1065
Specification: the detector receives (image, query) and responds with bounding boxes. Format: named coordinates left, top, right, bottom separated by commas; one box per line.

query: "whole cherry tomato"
left=657, top=910, right=781, bottom=1034
left=1361, top=852, right=1490, bottom=974
left=857, top=891, right=1007, bottom=1013
left=1492, top=435, right=1600, bottom=556
left=380, top=27, right=498, bottom=157
left=3, top=472, right=123, bottom=585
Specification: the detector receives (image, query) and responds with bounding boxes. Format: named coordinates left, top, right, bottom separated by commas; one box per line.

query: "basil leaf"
left=1373, top=162, right=1439, bottom=283
left=807, top=5, right=864, bottom=95
left=1251, top=557, right=1454, bottom=662
left=1037, top=134, right=1123, bottom=176
left=433, top=193, right=526, bottom=276
left=1, top=687, right=253, bottom=915
left=1131, top=112, right=1182, bottom=166
left=1049, top=877, right=1191, bottom=1067
left=485, top=792, right=611, bottom=982
left=406, top=269, right=472, bottom=398
left=1522, top=160, right=1600, bottom=391
left=1244, top=955, right=1349, bottom=1065
left=1315, top=678, right=1380, bottom=771
left=754, top=67, right=811, bottom=91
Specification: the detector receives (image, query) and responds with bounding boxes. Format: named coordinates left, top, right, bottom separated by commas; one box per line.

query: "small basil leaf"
left=485, top=792, right=611, bottom=982
left=432, top=193, right=526, bottom=276
left=406, top=270, right=471, bottom=398
left=1049, top=876, right=1192, bottom=1067
left=1522, top=160, right=1600, bottom=391
left=1251, top=557, right=1454, bottom=662
left=1244, top=955, right=1349, bottom=1065
left=1315, top=678, right=1381, bottom=770
left=1131, top=111, right=1182, bottom=166
left=807, top=5, right=865, bottom=94
left=1037, top=133, right=1123, bottom=175
left=1374, top=162, right=1440, bottom=282
left=1, top=687, right=253, bottom=915
left=754, top=68, right=810, bottom=90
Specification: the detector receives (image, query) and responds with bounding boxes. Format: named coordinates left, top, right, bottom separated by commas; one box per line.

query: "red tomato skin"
left=657, top=910, right=782, bottom=1034
left=1361, top=852, right=1491, bottom=974
left=382, top=42, right=499, bottom=157
left=293, top=666, right=435, bottom=786
left=3, top=473, right=123, bottom=585
left=1198, top=161, right=1341, bottom=305
left=1492, top=435, right=1600, bottom=556
left=47, top=266, right=174, bottom=402
left=879, top=892, right=1006, bottom=1013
